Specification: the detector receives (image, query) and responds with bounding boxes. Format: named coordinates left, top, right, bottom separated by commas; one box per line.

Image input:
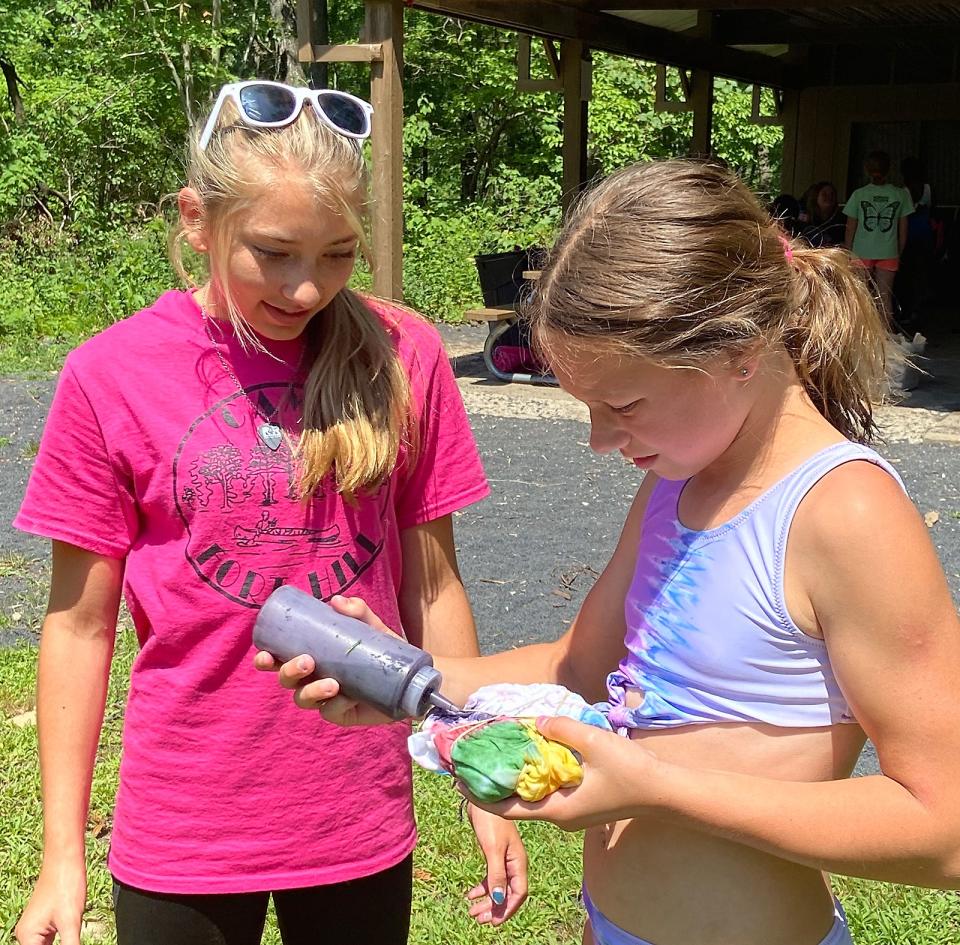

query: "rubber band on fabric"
left=779, top=234, right=794, bottom=263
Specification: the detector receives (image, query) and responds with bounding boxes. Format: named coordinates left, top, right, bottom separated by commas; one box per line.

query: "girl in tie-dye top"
left=277, top=160, right=960, bottom=945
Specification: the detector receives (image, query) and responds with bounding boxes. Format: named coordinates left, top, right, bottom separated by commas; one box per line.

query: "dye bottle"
left=253, top=585, right=461, bottom=720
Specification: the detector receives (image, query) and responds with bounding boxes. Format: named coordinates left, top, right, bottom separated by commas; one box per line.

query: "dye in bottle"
left=253, top=585, right=461, bottom=720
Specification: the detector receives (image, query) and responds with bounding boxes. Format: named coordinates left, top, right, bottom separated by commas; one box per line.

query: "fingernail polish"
left=491, top=888, right=505, bottom=905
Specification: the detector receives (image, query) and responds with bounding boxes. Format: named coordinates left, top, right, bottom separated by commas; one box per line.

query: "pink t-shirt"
left=15, top=289, right=489, bottom=894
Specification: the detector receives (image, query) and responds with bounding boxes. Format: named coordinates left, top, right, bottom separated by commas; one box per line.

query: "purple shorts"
left=582, top=884, right=854, bottom=945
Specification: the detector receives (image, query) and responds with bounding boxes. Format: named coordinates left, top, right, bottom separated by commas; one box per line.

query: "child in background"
left=844, top=150, right=914, bottom=326
left=801, top=181, right=845, bottom=248
left=14, top=81, right=525, bottom=945
left=271, top=160, right=960, bottom=945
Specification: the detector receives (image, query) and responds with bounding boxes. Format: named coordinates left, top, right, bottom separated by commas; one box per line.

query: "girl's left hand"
left=462, top=716, right=662, bottom=832
left=464, top=805, right=528, bottom=926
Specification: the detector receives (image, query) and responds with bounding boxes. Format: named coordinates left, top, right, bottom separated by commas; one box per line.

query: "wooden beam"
left=714, top=14, right=960, bottom=46
left=569, top=0, right=912, bottom=10
left=560, top=39, right=590, bottom=214
left=299, top=43, right=384, bottom=63
left=410, top=0, right=798, bottom=87
left=750, top=82, right=782, bottom=125
left=296, top=0, right=319, bottom=64
left=517, top=34, right=563, bottom=91
left=363, top=1, right=404, bottom=302
left=655, top=64, right=693, bottom=113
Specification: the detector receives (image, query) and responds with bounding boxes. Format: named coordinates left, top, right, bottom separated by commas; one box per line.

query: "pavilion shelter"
left=296, top=1, right=960, bottom=301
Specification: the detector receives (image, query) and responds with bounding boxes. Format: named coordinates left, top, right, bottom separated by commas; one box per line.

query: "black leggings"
left=112, top=854, right=413, bottom=945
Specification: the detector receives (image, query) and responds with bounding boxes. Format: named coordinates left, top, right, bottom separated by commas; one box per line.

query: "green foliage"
left=0, top=0, right=786, bottom=359
left=0, top=220, right=175, bottom=374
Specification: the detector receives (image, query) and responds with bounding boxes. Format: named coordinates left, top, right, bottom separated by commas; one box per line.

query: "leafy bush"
left=0, top=220, right=175, bottom=373
left=403, top=168, right=562, bottom=321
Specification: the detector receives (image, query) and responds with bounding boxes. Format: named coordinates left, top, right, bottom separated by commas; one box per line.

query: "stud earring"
left=740, top=367, right=749, bottom=377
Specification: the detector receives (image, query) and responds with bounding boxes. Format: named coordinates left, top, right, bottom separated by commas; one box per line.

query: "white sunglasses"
left=199, top=81, right=374, bottom=151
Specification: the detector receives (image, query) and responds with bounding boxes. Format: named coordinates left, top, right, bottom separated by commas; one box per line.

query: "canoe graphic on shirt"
left=234, top=511, right=342, bottom=548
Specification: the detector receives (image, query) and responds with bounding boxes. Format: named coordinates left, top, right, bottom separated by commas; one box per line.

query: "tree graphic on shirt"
left=247, top=443, right=293, bottom=507
left=194, top=444, right=244, bottom=510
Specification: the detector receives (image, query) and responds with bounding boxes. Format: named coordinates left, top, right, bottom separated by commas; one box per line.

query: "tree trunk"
left=306, top=0, right=329, bottom=88
left=269, top=0, right=306, bottom=85
left=212, top=0, right=222, bottom=68
left=0, top=58, right=26, bottom=122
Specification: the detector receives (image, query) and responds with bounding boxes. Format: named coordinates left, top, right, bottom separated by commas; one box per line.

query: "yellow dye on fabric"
left=514, top=725, right=583, bottom=801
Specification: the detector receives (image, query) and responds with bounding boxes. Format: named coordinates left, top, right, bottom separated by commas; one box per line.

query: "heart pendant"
left=258, top=422, right=283, bottom=451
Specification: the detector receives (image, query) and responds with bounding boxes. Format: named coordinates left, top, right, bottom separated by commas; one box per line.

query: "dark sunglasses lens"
left=239, top=85, right=297, bottom=123
left=317, top=93, right=368, bottom=135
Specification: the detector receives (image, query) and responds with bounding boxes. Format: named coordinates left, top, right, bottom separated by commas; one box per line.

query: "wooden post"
left=689, top=70, right=714, bottom=157
left=362, top=0, right=404, bottom=301
left=295, top=0, right=330, bottom=87
left=560, top=40, right=590, bottom=215
left=690, top=11, right=714, bottom=158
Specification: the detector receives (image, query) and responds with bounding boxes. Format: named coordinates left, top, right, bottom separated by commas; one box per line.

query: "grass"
left=1, top=624, right=958, bottom=943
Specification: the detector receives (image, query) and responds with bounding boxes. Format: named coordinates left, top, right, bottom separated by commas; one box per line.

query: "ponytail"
left=782, top=241, right=888, bottom=442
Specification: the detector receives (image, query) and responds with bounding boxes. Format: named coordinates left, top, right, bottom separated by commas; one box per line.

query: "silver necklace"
left=202, top=315, right=305, bottom=451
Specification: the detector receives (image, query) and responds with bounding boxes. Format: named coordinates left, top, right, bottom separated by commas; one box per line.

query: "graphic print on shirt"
left=861, top=199, right=900, bottom=233
left=173, top=382, right=389, bottom=608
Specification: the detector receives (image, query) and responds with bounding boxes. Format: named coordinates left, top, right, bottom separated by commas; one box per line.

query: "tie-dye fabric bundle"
left=408, top=683, right=612, bottom=802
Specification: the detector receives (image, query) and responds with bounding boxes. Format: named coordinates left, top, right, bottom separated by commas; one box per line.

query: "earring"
left=739, top=367, right=749, bottom=377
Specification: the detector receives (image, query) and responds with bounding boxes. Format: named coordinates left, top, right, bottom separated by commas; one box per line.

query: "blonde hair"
left=529, top=159, right=888, bottom=442
left=171, top=96, right=412, bottom=501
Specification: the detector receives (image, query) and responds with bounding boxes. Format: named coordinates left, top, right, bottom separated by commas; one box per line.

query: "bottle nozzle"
left=427, top=691, right=469, bottom=717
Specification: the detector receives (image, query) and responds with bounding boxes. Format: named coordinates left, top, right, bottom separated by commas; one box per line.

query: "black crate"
left=474, top=248, right=543, bottom=307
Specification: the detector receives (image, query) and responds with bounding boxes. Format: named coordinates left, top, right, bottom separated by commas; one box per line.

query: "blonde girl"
left=14, top=82, right=525, bottom=945
left=274, top=159, right=960, bottom=945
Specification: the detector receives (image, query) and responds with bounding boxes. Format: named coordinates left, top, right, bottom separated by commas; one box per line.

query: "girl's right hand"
left=252, top=595, right=398, bottom=726
left=15, top=858, right=87, bottom=945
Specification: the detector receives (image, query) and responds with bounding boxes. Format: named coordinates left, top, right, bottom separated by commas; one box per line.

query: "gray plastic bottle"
left=252, top=585, right=458, bottom=720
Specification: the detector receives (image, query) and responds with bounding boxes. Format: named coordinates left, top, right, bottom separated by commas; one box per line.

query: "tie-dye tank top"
left=603, top=442, right=903, bottom=730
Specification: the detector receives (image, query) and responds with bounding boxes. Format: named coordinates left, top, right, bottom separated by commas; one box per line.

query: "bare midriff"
left=582, top=695, right=866, bottom=945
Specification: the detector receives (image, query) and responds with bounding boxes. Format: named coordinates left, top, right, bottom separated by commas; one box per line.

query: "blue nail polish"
left=491, top=888, right=506, bottom=905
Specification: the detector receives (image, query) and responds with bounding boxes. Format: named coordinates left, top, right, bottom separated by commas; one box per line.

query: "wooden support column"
left=689, top=70, right=714, bottom=157
left=362, top=0, right=404, bottom=301
left=690, top=11, right=714, bottom=158
left=560, top=39, right=590, bottom=215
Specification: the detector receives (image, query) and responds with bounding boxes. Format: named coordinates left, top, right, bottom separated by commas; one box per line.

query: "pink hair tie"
left=779, top=234, right=794, bottom=263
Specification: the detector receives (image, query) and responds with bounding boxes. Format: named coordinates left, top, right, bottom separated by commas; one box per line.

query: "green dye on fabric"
left=450, top=720, right=542, bottom=802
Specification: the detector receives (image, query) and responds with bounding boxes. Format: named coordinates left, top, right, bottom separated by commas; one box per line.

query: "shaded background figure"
left=844, top=150, right=914, bottom=330
left=897, top=157, right=936, bottom=330
left=801, top=181, right=846, bottom=248
left=769, top=193, right=804, bottom=237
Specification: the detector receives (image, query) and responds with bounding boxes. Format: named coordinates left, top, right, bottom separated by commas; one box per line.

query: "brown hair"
left=171, top=97, right=412, bottom=501
left=864, top=150, right=890, bottom=183
left=528, top=159, right=888, bottom=442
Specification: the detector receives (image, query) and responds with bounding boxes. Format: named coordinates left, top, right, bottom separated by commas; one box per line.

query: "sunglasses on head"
left=198, top=81, right=374, bottom=151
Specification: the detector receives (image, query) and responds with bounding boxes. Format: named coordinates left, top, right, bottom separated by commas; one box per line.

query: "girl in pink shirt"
left=14, top=82, right=526, bottom=945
